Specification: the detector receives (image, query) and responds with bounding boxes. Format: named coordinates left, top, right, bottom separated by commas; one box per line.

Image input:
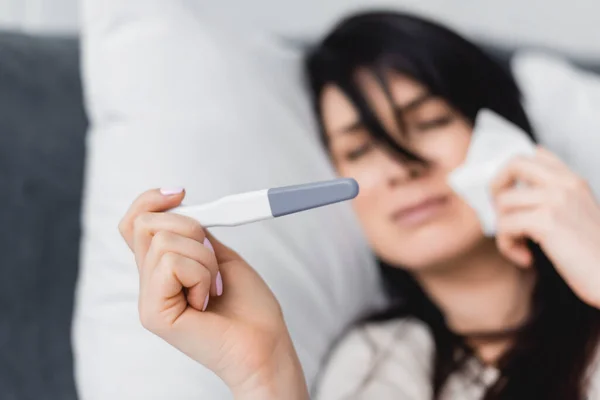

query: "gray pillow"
left=0, top=32, right=86, bottom=400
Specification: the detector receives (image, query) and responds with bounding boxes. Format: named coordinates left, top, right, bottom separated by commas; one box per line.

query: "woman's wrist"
left=231, top=335, right=309, bottom=400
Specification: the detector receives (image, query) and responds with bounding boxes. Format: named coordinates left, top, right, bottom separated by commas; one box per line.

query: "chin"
left=378, top=222, right=485, bottom=272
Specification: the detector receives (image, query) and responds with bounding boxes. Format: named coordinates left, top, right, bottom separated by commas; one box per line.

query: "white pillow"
left=512, top=52, right=600, bottom=197
left=73, top=2, right=383, bottom=399
left=205, top=1, right=600, bottom=61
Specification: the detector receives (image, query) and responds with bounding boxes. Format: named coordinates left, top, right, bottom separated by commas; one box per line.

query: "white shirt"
left=316, top=319, right=600, bottom=399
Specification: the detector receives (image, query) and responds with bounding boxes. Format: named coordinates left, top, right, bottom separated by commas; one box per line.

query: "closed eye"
left=414, top=115, right=454, bottom=131
left=345, top=142, right=374, bottom=161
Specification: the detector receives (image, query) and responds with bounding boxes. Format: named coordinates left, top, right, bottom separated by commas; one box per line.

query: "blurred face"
left=321, top=70, right=484, bottom=271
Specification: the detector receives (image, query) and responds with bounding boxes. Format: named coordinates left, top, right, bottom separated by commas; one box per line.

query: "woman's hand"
left=118, top=188, right=309, bottom=400
left=491, top=147, right=600, bottom=309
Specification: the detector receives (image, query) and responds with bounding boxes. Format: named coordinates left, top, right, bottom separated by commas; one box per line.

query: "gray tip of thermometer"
left=268, top=178, right=359, bottom=218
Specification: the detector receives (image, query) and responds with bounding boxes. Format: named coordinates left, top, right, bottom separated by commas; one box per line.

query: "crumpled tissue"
left=447, top=109, right=536, bottom=236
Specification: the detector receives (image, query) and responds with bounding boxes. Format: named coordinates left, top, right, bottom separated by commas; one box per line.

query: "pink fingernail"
left=216, top=272, right=223, bottom=296
left=160, top=187, right=184, bottom=196
left=202, top=294, right=209, bottom=311
left=203, top=237, right=214, bottom=253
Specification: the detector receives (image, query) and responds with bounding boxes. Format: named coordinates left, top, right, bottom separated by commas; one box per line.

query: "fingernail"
left=203, top=237, right=214, bottom=253
left=160, top=187, right=184, bottom=196
left=216, top=272, right=223, bottom=296
left=202, top=294, right=209, bottom=311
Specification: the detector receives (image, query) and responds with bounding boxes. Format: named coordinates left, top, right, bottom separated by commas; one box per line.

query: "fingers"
left=490, top=155, right=554, bottom=195
left=494, top=186, right=546, bottom=268
left=139, top=252, right=212, bottom=332
left=132, top=211, right=205, bottom=268
left=119, top=189, right=234, bottom=298
left=535, top=147, right=569, bottom=171
left=494, top=187, right=547, bottom=213
left=119, top=188, right=185, bottom=250
left=158, top=252, right=212, bottom=309
left=139, top=250, right=232, bottom=371
left=143, top=230, right=221, bottom=296
left=496, top=209, right=549, bottom=248
left=491, top=147, right=582, bottom=197
left=496, top=208, right=538, bottom=268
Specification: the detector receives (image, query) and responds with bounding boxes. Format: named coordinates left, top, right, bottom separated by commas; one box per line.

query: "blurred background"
left=1, top=0, right=599, bottom=59
left=0, top=1, right=598, bottom=400
left=0, top=0, right=79, bottom=32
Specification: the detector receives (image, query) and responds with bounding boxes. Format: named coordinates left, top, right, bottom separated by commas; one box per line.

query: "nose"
left=380, top=149, right=428, bottom=187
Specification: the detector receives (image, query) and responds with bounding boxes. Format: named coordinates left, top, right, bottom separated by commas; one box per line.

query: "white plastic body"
left=170, top=189, right=272, bottom=227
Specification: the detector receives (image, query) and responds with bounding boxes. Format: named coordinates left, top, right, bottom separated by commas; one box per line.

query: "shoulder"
left=314, top=318, right=434, bottom=400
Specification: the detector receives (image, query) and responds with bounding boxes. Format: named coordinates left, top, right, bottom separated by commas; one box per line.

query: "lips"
left=391, top=195, right=450, bottom=226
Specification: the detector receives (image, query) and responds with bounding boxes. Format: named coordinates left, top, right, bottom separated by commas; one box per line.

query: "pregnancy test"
left=170, top=178, right=359, bottom=227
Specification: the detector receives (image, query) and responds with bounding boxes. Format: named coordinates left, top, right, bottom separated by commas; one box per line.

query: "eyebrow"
left=397, top=92, right=433, bottom=113
left=336, top=92, right=433, bottom=134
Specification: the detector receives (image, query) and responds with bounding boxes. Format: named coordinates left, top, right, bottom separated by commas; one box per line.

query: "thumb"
left=127, top=187, right=186, bottom=216
left=156, top=187, right=187, bottom=208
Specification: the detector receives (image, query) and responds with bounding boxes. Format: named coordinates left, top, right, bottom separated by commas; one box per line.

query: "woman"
left=118, top=12, right=600, bottom=399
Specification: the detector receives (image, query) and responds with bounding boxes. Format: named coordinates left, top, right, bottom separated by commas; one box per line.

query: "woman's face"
left=321, top=70, right=485, bottom=271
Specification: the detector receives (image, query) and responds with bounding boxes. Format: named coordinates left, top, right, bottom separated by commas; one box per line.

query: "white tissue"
left=447, top=109, right=536, bottom=236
